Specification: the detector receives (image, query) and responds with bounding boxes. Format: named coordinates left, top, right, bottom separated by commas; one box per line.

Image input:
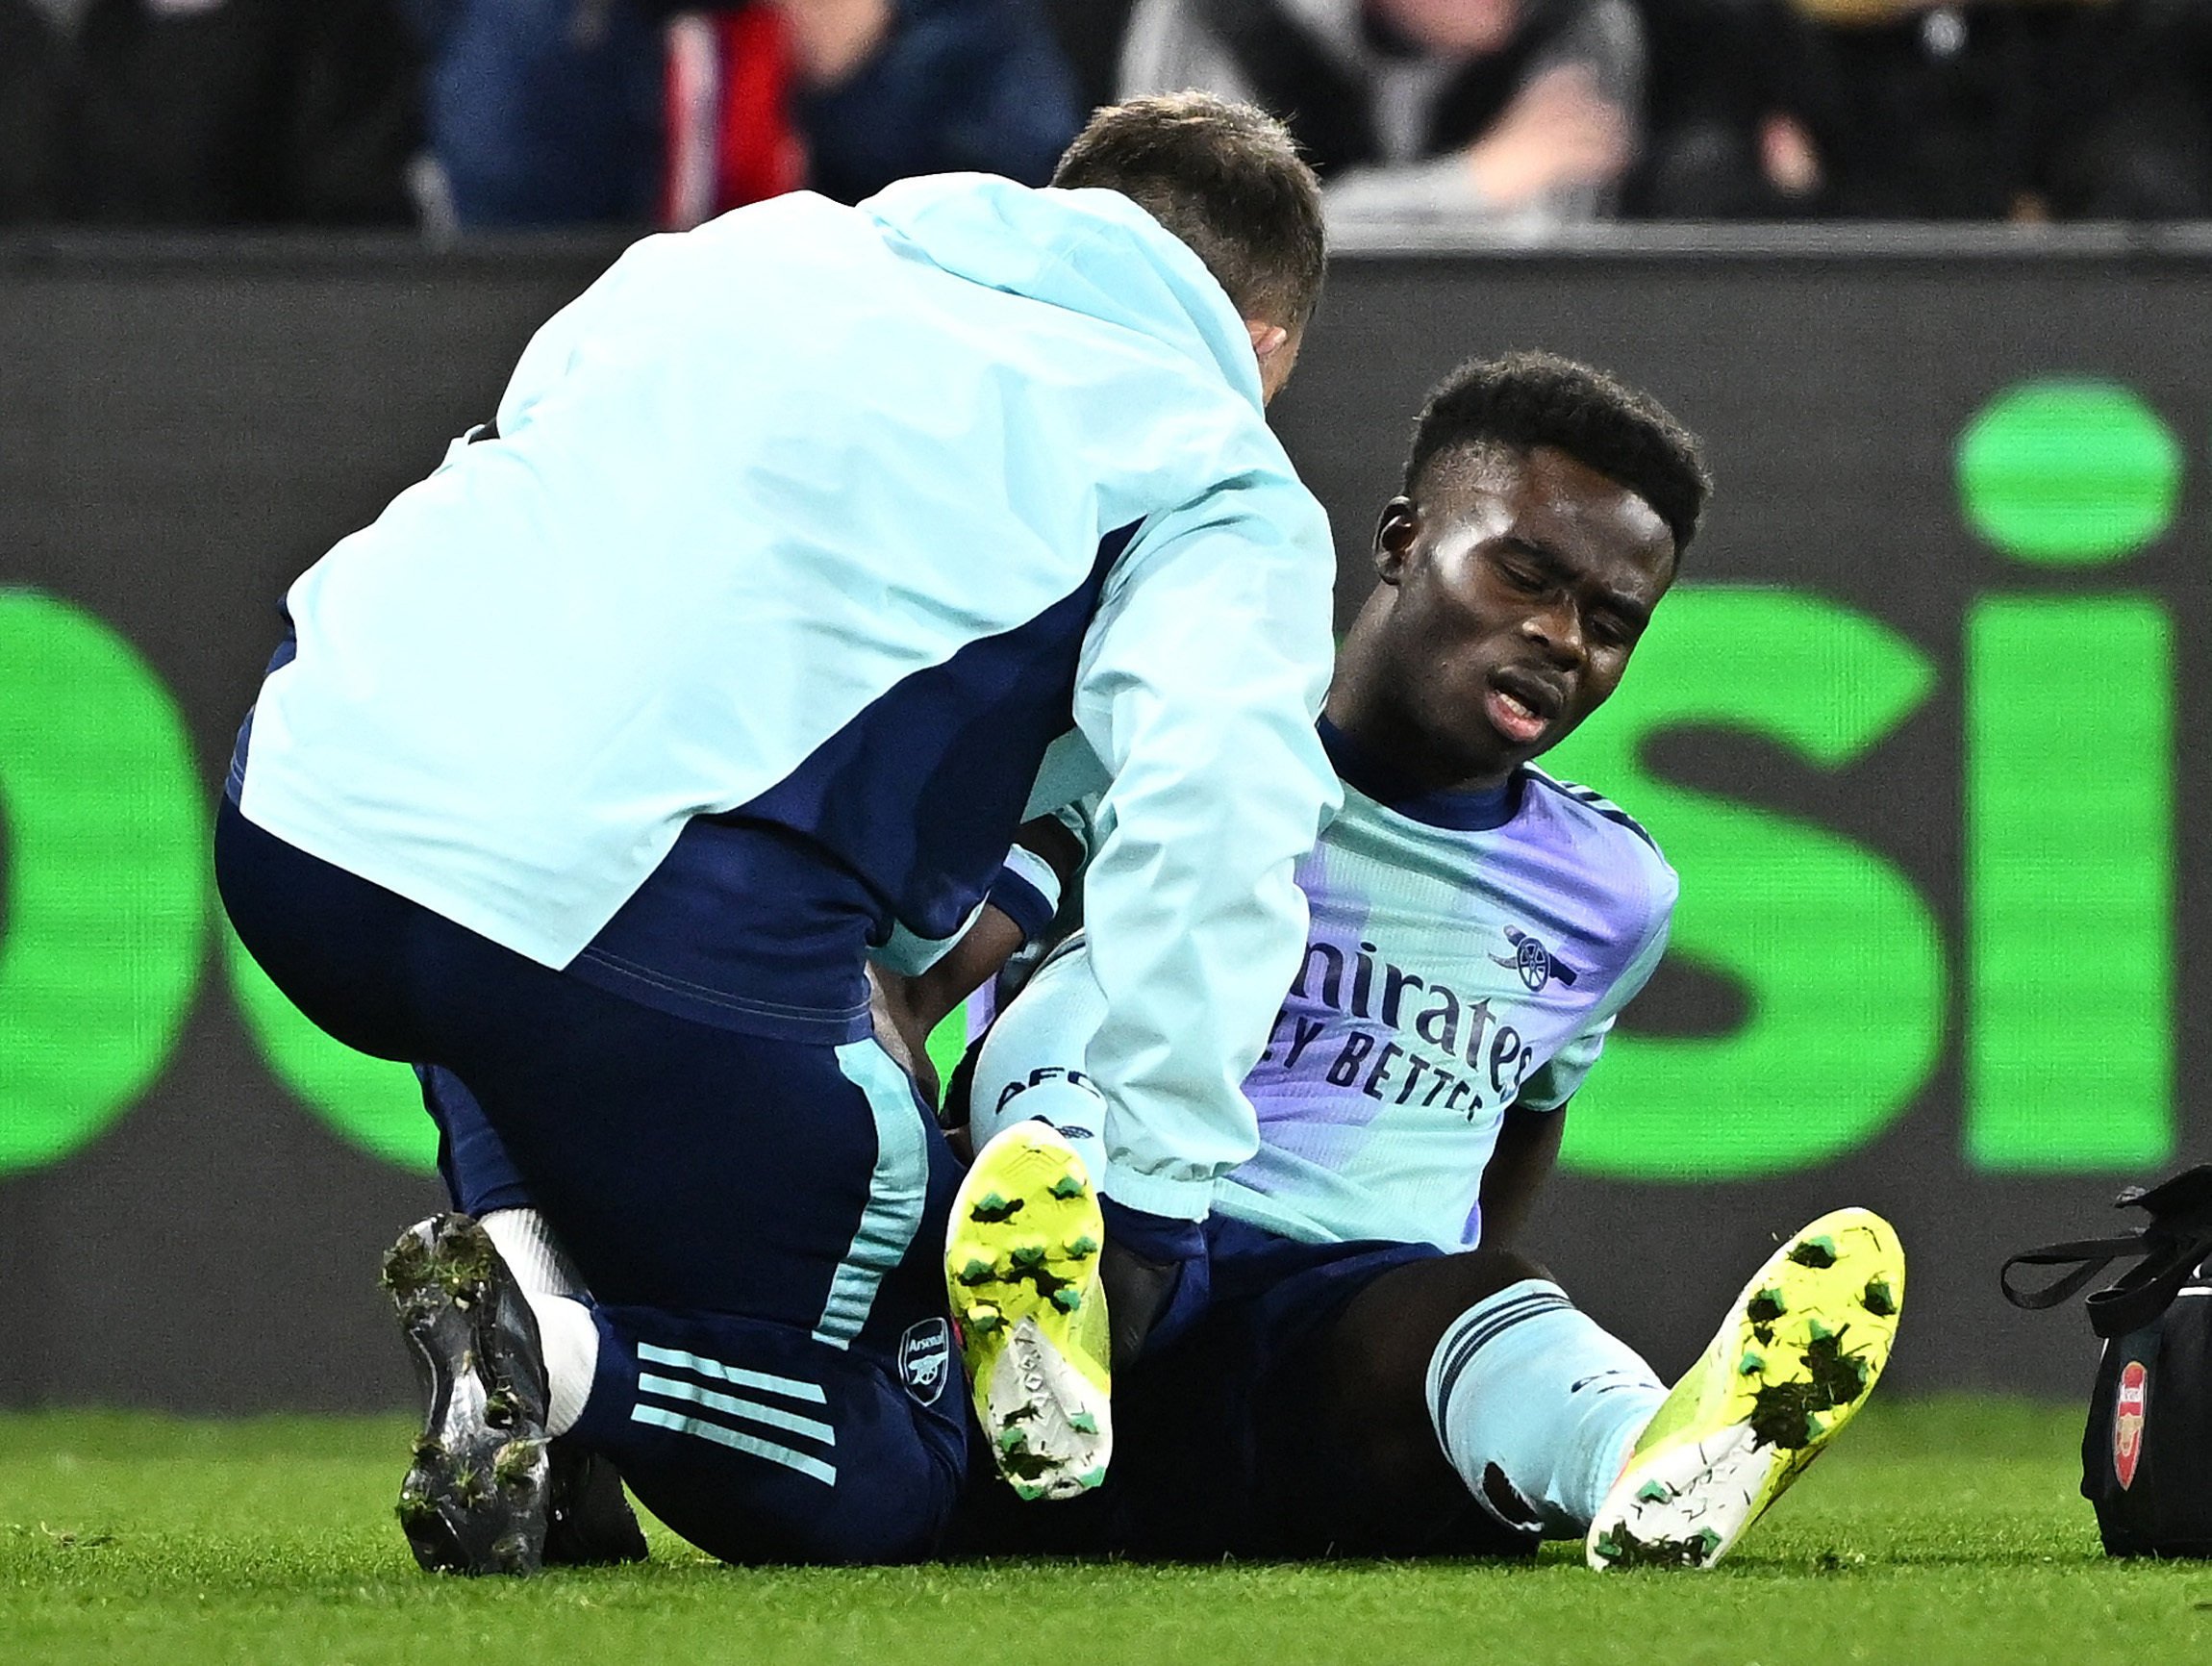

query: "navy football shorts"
left=946, top=1215, right=1535, bottom=1559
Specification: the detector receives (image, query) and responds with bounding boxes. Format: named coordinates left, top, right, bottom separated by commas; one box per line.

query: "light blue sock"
left=1425, top=1278, right=1668, bottom=1538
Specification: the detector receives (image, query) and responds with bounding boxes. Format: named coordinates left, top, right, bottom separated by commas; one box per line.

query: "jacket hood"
left=859, top=173, right=1263, bottom=409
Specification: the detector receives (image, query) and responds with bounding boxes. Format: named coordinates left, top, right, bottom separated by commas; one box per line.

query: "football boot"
left=944, top=1120, right=1113, bottom=1500
left=382, top=1213, right=552, bottom=1575
left=1587, top=1206, right=1904, bottom=1570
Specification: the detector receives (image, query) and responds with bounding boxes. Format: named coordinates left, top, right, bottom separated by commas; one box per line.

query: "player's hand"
left=867, top=964, right=939, bottom=1100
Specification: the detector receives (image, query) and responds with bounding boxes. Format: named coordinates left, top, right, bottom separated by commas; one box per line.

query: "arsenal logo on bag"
left=2003, top=1165, right=2212, bottom=1556
left=2113, top=1359, right=2149, bottom=1490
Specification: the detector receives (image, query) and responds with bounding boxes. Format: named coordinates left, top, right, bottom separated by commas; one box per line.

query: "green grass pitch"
left=3, top=1400, right=2208, bottom=1665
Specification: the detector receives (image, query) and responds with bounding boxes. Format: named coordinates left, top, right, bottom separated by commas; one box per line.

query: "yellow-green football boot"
left=1587, top=1206, right=1904, bottom=1570
left=945, top=1119, right=1112, bottom=1501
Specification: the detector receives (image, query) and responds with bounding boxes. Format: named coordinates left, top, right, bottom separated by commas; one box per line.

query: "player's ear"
left=1372, top=496, right=1419, bottom=585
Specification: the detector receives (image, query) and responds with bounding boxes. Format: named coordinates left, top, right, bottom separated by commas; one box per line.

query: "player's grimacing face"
left=1372, top=442, right=1675, bottom=779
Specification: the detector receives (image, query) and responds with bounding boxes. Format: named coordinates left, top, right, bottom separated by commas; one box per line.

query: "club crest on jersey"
left=2114, top=1358, right=2149, bottom=1489
left=900, top=1318, right=951, bottom=1406
left=1491, top=926, right=1579, bottom=993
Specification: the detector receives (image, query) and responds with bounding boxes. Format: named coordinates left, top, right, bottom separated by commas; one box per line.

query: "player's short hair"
left=1405, top=352, right=1713, bottom=559
left=1052, top=93, right=1326, bottom=331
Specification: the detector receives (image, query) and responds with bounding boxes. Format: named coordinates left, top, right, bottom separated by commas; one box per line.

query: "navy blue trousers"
left=215, top=797, right=968, bottom=1563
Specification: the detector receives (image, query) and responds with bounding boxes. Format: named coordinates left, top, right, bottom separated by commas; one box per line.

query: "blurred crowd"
left=7, top=0, right=2211, bottom=231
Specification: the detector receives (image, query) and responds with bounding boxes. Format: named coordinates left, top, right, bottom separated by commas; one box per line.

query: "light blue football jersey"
left=972, top=726, right=1675, bottom=1249
left=1219, top=758, right=1675, bottom=1249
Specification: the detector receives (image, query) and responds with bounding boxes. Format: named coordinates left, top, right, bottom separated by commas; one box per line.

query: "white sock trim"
left=527, top=1292, right=599, bottom=1438
left=482, top=1206, right=588, bottom=1299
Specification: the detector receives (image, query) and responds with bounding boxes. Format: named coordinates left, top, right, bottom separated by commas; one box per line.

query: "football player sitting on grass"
left=893, top=350, right=1906, bottom=1569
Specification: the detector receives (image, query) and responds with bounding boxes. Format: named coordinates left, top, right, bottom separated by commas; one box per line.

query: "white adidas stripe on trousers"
left=625, top=1041, right=934, bottom=1488
left=632, top=1343, right=838, bottom=1487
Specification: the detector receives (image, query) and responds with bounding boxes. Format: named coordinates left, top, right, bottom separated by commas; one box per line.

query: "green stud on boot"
left=492, top=1438, right=544, bottom=1487
left=969, top=1192, right=1025, bottom=1224
left=1788, top=1236, right=1838, bottom=1270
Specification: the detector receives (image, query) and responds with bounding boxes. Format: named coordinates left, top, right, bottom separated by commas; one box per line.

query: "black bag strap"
left=2002, top=1165, right=2212, bottom=1340
left=2001, top=1234, right=2156, bottom=1313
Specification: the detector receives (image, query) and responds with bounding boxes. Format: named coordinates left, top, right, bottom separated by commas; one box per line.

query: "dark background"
left=3, top=228, right=2207, bottom=1411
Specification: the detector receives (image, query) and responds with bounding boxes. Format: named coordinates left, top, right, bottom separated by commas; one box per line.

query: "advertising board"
left=2, top=236, right=2204, bottom=1405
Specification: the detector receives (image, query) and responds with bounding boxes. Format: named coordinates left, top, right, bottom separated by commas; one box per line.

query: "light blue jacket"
left=240, top=174, right=1342, bottom=1220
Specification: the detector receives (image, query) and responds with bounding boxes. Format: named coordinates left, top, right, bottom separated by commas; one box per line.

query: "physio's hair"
left=1404, top=351, right=1712, bottom=557
left=1052, top=92, right=1326, bottom=330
